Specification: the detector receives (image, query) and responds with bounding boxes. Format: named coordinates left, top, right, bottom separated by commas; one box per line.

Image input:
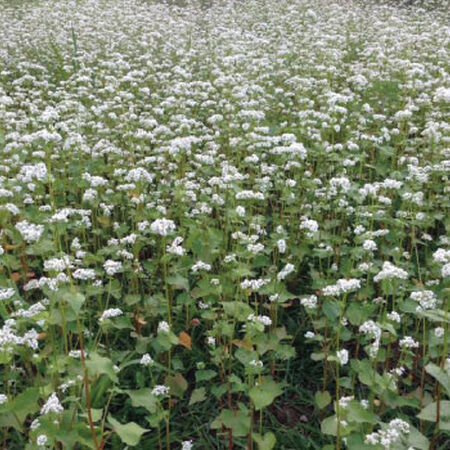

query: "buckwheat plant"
left=0, top=0, right=448, bottom=449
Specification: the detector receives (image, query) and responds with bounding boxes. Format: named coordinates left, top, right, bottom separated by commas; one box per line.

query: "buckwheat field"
left=0, top=0, right=449, bottom=448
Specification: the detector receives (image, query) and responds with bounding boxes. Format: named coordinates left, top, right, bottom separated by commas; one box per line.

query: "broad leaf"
left=109, top=416, right=148, bottom=446
left=249, top=377, right=283, bottom=411
left=86, top=353, right=119, bottom=383
left=189, top=388, right=206, bottom=405
left=253, top=432, right=276, bottom=450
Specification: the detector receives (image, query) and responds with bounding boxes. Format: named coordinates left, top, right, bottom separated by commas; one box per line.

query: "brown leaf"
left=232, top=339, right=252, bottom=350
left=11, top=272, right=21, bottom=282
left=281, top=301, right=293, bottom=308
left=178, top=331, right=192, bottom=350
left=96, top=215, right=111, bottom=226
left=165, top=373, right=188, bottom=397
left=136, top=316, right=147, bottom=326
left=134, top=315, right=147, bottom=334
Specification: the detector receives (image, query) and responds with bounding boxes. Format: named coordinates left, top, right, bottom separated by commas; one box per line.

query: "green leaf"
left=167, top=274, right=189, bottom=291
left=346, top=433, right=382, bottom=450
left=417, top=400, right=450, bottom=430
left=10, top=388, right=40, bottom=423
left=124, top=294, right=141, bottom=306
left=125, top=389, right=157, bottom=413
left=315, top=391, right=331, bottom=409
left=253, top=432, right=276, bottom=450
left=109, top=416, right=148, bottom=446
left=346, top=402, right=378, bottom=424
left=211, top=409, right=250, bottom=437
left=249, top=377, right=282, bottom=411
left=311, top=352, right=325, bottom=361
left=321, top=415, right=337, bottom=436
left=354, top=359, right=375, bottom=387
left=222, top=301, right=253, bottom=320
left=189, top=387, right=206, bottom=405
left=86, top=353, right=119, bottom=383
left=417, top=309, right=450, bottom=324
left=195, top=370, right=217, bottom=382
left=406, top=425, right=429, bottom=450
left=346, top=303, right=364, bottom=326
left=0, top=388, right=40, bottom=431
left=323, top=300, right=340, bottom=321
left=80, top=408, right=103, bottom=423
left=425, top=363, right=450, bottom=397
left=65, top=292, right=85, bottom=314
left=90, top=376, right=112, bottom=408
left=165, top=373, right=187, bottom=398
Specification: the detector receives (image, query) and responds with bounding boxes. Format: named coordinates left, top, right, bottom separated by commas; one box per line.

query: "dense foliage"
left=0, top=0, right=449, bottom=448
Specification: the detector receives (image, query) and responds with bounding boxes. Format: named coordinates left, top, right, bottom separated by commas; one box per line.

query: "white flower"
left=150, top=218, right=176, bottom=236
left=277, top=263, right=295, bottom=281
left=363, top=239, right=377, bottom=252
left=249, top=359, right=263, bottom=368
left=354, top=225, right=366, bottom=235
left=240, top=278, right=270, bottom=291
left=374, top=261, right=408, bottom=282
left=399, top=336, right=419, bottom=349
left=359, top=320, right=381, bottom=339
left=152, top=385, right=170, bottom=397
left=181, top=440, right=194, bottom=450
left=247, top=243, right=265, bottom=254
left=247, top=314, right=272, bottom=326
left=434, top=86, right=450, bottom=103
left=300, top=295, right=317, bottom=309
left=15, top=221, right=44, bottom=242
left=99, top=308, right=123, bottom=322
left=157, top=321, right=170, bottom=334
left=433, top=248, right=450, bottom=264
left=82, top=188, right=97, bottom=202
left=72, top=268, right=96, bottom=280
left=30, top=419, right=40, bottom=430
left=387, top=311, right=401, bottom=323
left=68, top=350, right=84, bottom=359
left=435, top=327, right=444, bottom=338
left=300, top=218, right=319, bottom=234
left=0, top=288, right=15, bottom=301
left=40, top=393, right=63, bottom=415
left=410, top=290, right=437, bottom=311
left=103, top=260, right=122, bottom=276
left=322, top=279, right=361, bottom=296
left=44, top=256, right=73, bottom=272
left=442, top=263, right=450, bottom=278
left=224, top=254, right=236, bottom=263
left=269, top=294, right=279, bottom=302
left=140, top=353, right=154, bottom=366
left=37, top=434, right=48, bottom=446
left=336, top=349, right=349, bottom=365
left=0, top=394, right=7, bottom=404
left=339, top=396, right=354, bottom=409
left=365, top=418, right=410, bottom=449
left=191, top=261, right=211, bottom=273
left=277, top=239, right=286, bottom=254
left=166, top=236, right=185, bottom=256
